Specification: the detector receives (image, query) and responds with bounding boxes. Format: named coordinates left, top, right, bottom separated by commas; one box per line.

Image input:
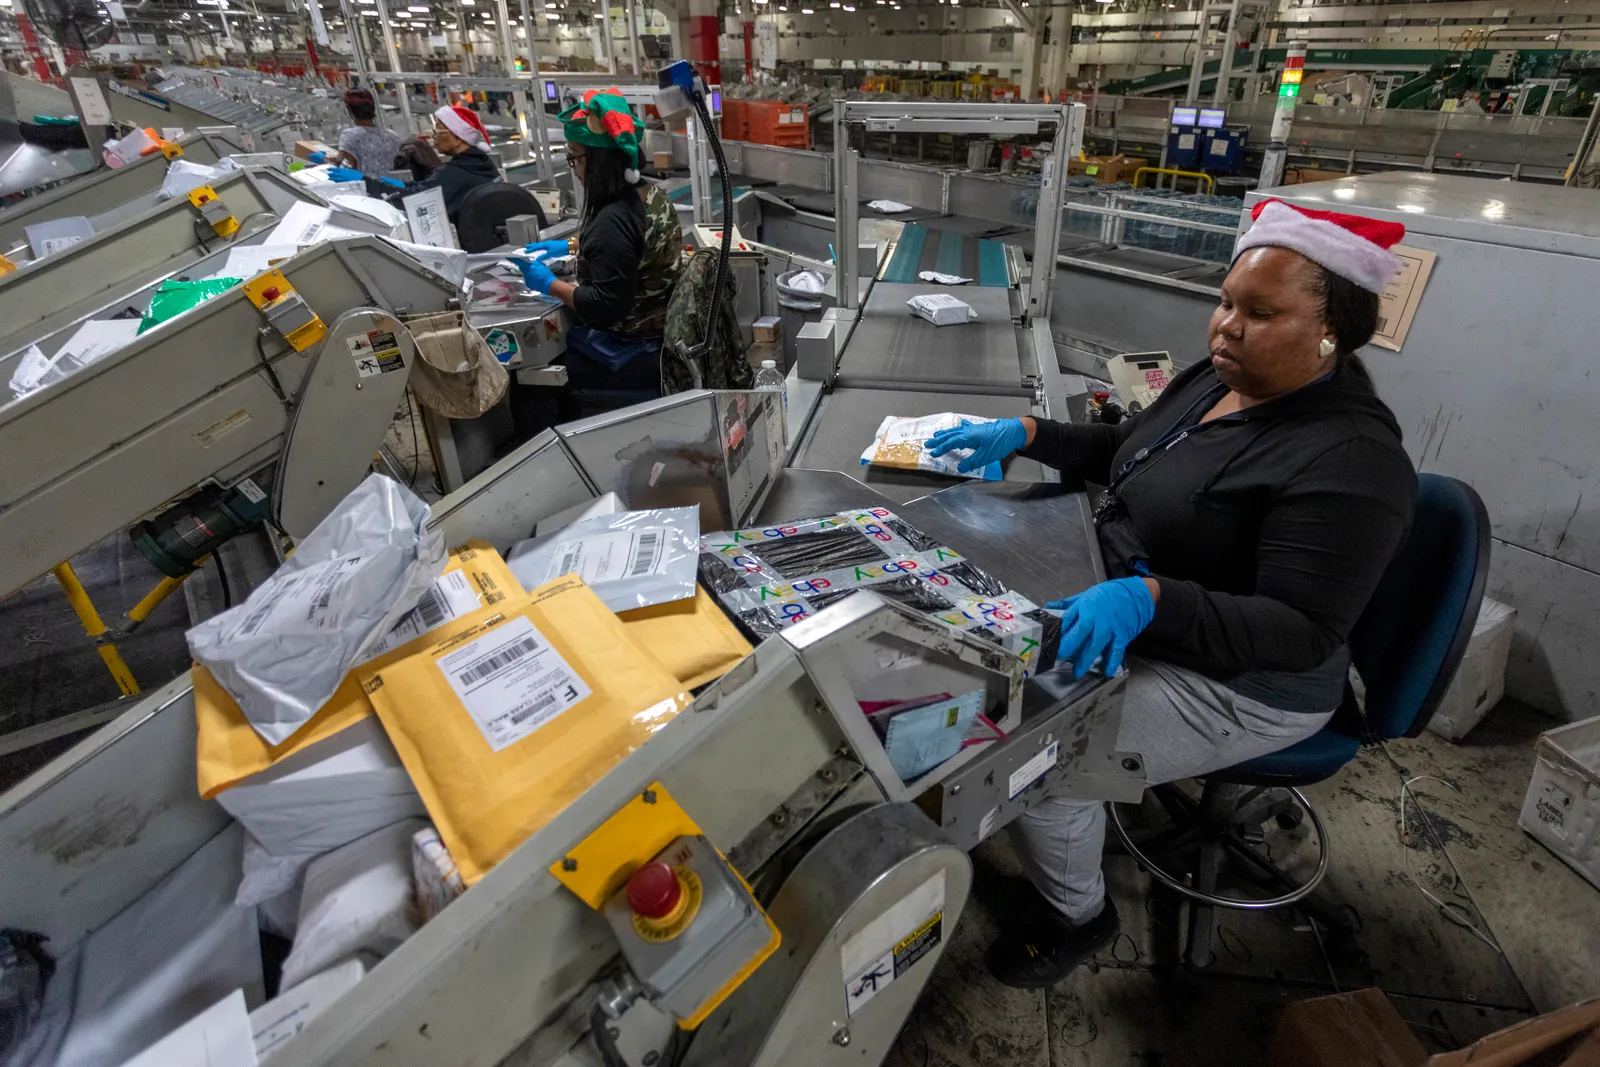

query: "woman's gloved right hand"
left=306, top=150, right=327, bottom=164
left=522, top=239, right=570, bottom=258
left=925, top=418, right=1028, bottom=473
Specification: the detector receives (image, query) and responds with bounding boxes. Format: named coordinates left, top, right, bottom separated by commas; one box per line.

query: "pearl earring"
left=1318, top=338, right=1336, bottom=359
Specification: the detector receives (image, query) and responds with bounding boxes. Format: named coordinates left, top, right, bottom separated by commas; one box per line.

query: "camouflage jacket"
left=661, top=248, right=755, bottom=395
left=575, top=182, right=682, bottom=337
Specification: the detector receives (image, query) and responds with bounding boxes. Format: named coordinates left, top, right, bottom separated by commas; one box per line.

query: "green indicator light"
left=1279, top=84, right=1300, bottom=98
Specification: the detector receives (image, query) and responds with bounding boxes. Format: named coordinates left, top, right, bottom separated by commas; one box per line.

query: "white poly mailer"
left=507, top=505, right=699, bottom=612
left=187, top=474, right=446, bottom=745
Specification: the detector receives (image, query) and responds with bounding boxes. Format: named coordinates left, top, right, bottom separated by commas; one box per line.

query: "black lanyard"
left=1094, top=367, right=1337, bottom=526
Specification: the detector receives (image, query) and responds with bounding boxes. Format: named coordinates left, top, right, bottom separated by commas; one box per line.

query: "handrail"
left=1133, top=166, right=1216, bottom=193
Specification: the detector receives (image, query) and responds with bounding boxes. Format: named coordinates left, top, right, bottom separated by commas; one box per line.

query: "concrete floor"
left=887, top=700, right=1600, bottom=1066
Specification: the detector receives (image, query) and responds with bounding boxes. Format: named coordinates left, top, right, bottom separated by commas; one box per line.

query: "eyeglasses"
left=565, top=152, right=586, bottom=166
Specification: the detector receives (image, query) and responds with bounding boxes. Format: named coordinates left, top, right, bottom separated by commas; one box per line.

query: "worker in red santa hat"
left=925, top=198, right=1421, bottom=989
left=351, top=102, right=506, bottom=224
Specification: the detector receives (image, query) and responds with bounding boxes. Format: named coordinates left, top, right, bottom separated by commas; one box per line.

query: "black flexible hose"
left=687, top=89, right=735, bottom=385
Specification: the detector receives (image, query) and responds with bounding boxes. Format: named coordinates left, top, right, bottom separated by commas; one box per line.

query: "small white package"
left=383, top=237, right=468, bottom=289
left=8, top=318, right=143, bottom=400
left=23, top=215, right=94, bottom=259
left=867, top=199, right=914, bottom=213
left=186, top=474, right=446, bottom=745
left=859, top=413, right=1004, bottom=481
left=117, top=991, right=257, bottom=1067
left=248, top=959, right=365, bottom=1062
left=917, top=270, right=971, bottom=286
left=159, top=158, right=235, bottom=200
left=507, top=504, right=699, bottom=611
left=907, top=293, right=977, bottom=326
left=412, top=825, right=466, bottom=922
left=278, top=819, right=427, bottom=992
left=219, top=714, right=426, bottom=861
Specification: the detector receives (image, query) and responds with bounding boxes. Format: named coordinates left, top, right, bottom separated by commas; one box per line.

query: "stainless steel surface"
left=0, top=167, right=319, bottom=360
left=791, top=388, right=1044, bottom=503
left=0, top=238, right=461, bottom=599
left=691, top=804, right=971, bottom=1067
left=276, top=309, right=417, bottom=537
left=1248, top=175, right=1600, bottom=720
left=841, top=282, right=1024, bottom=389
left=922, top=670, right=1140, bottom=851
left=0, top=134, right=225, bottom=251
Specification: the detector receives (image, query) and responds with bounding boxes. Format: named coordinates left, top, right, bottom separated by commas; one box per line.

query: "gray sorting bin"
left=775, top=266, right=831, bottom=372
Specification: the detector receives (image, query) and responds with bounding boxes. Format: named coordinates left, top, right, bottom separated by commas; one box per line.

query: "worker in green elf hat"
left=515, top=87, right=683, bottom=421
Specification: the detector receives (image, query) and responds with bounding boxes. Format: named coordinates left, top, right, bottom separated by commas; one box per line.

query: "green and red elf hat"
left=558, top=87, right=644, bottom=184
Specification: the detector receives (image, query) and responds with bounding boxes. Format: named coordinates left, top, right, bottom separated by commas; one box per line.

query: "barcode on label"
left=509, top=692, right=559, bottom=725
left=414, top=585, right=447, bottom=629
left=1375, top=315, right=1389, bottom=333
left=555, top=547, right=581, bottom=578
left=628, top=531, right=663, bottom=577
left=456, top=635, right=541, bottom=687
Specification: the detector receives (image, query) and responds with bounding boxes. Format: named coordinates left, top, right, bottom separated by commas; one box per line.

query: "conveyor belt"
left=792, top=385, right=1045, bottom=505
left=882, top=223, right=1010, bottom=286
left=838, top=282, right=1024, bottom=389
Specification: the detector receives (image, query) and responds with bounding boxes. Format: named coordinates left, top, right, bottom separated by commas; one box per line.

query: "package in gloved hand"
left=906, top=293, right=977, bottom=326
left=187, top=474, right=446, bottom=746
left=859, top=413, right=1003, bottom=482
left=507, top=505, right=699, bottom=612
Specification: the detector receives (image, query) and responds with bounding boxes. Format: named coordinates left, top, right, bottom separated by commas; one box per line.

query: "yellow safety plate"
left=677, top=871, right=780, bottom=1031
left=551, top=782, right=701, bottom=910
left=243, top=270, right=328, bottom=352
left=0, top=253, right=15, bottom=277
left=186, top=184, right=239, bottom=237
left=162, top=140, right=184, bottom=159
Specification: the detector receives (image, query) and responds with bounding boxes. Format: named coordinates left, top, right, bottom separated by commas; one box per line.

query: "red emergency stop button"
left=627, top=861, right=682, bottom=919
left=261, top=287, right=281, bottom=301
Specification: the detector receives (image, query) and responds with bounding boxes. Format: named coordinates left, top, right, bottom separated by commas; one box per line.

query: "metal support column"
left=339, top=0, right=372, bottom=85
left=521, top=0, right=556, bottom=184
left=832, top=105, right=859, bottom=312
left=1027, top=102, right=1082, bottom=322
left=373, top=0, right=416, bottom=135
left=686, top=110, right=712, bottom=225
left=1210, top=0, right=1243, bottom=106
left=624, top=0, right=641, bottom=75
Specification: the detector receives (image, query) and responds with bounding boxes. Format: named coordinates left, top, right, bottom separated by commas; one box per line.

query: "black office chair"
left=454, top=182, right=547, bottom=254
left=1109, top=473, right=1491, bottom=967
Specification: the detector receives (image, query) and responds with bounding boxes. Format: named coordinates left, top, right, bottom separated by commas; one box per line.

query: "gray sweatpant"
left=1010, top=656, right=1334, bottom=923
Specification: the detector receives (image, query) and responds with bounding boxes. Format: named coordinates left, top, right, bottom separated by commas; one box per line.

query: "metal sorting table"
left=756, top=469, right=1103, bottom=605
left=790, top=387, right=1045, bottom=504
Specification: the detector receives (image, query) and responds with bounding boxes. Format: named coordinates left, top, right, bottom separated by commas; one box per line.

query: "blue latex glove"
left=375, top=175, right=405, bottom=189
left=1046, top=577, right=1156, bottom=679
left=326, top=167, right=365, bottom=183
left=523, top=239, right=570, bottom=257
left=306, top=150, right=327, bottom=164
left=924, top=418, right=1027, bottom=474
left=518, top=255, right=556, bottom=294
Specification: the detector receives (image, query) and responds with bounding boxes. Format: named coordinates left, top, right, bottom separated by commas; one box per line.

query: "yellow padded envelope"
left=193, top=541, right=522, bottom=800
left=617, top=585, right=752, bottom=690
left=357, top=576, right=690, bottom=886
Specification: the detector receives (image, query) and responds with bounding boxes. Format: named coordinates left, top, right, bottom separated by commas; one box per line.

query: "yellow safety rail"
left=1133, top=167, right=1216, bottom=194
left=51, top=562, right=198, bottom=696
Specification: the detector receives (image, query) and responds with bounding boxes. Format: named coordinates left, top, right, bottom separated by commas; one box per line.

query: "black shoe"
left=983, top=897, right=1120, bottom=989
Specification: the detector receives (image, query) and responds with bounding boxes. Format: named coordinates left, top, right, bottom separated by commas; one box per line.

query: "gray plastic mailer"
left=187, top=474, right=446, bottom=745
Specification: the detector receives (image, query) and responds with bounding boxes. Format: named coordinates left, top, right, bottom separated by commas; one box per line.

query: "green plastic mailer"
left=138, top=277, right=243, bottom=335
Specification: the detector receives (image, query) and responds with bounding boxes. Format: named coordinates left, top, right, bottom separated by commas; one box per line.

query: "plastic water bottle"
left=754, top=359, right=788, bottom=446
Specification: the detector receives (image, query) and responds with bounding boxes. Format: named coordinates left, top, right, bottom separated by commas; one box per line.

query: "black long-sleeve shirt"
left=1023, top=359, right=1416, bottom=711
left=571, top=195, right=644, bottom=331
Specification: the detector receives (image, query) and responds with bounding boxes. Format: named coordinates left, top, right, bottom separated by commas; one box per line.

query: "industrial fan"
left=21, top=0, right=117, bottom=56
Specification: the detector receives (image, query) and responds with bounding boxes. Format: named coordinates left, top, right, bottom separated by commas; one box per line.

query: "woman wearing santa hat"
left=926, top=200, right=1419, bottom=988
left=360, top=104, right=503, bottom=225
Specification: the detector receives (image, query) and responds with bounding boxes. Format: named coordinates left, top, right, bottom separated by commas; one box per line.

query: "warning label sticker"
left=840, top=871, right=946, bottom=1016
left=347, top=329, right=406, bottom=379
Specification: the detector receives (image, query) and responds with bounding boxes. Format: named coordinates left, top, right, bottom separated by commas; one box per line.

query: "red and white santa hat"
left=1233, top=199, right=1405, bottom=293
left=433, top=104, right=490, bottom=151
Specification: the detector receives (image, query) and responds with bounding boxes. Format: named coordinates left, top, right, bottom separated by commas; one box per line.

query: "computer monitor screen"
left=710, top=89, right=721, bottom=114
left=1198, top=108, right=1226, bottom=128
left=544, top=80, right=557, bottom=101
left=1170, top=106, right=1197, bottom=126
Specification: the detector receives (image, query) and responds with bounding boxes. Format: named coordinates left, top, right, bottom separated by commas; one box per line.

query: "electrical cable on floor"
left=1378, top=741, right=1507, bottom=956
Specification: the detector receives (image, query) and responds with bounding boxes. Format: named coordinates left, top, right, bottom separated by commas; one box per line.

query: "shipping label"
left=437, top=616, right=591, bottom=752
left=545, top=527, right=667, bottom=585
